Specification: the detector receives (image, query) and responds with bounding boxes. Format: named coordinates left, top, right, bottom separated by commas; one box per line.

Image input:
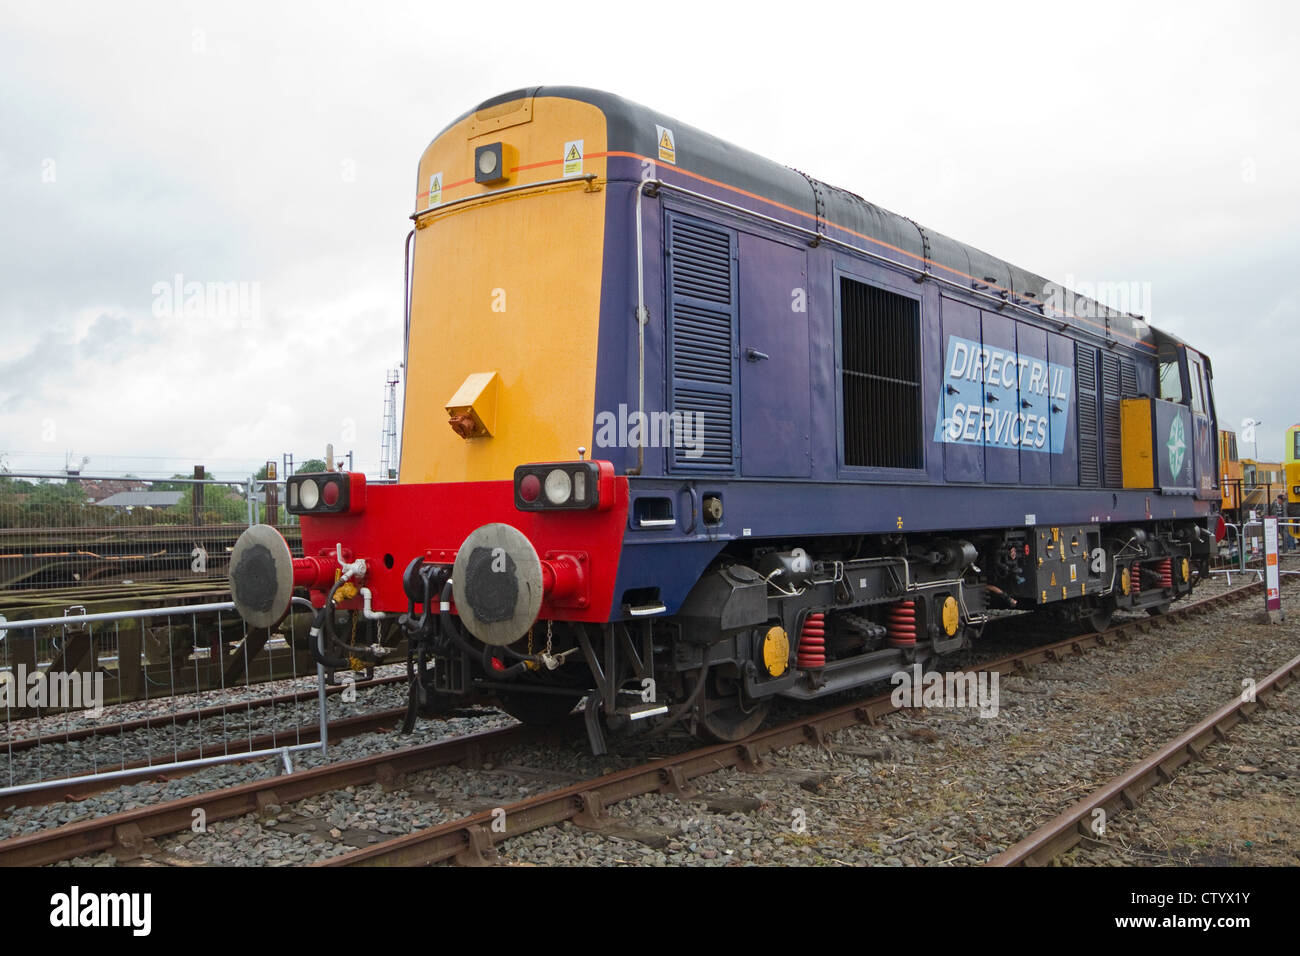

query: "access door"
left=738, top=233, right=811, bottom=477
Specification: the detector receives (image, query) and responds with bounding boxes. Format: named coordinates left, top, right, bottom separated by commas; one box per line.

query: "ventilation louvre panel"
left=669, top=221, right=732, bottom=305
left=668, top=216, right=735, bottom=471
left=1101, top=353, right=1123, bottom=487
left=1077, top=345, right=1100, bottom=487
left=670, top=389, right=733, bottom=467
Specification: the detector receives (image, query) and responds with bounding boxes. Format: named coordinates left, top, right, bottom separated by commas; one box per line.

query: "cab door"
left=1185, top=349, right=1216, bottom=499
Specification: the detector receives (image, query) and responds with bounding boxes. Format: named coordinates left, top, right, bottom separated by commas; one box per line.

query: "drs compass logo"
left=1167, top=415, right=1187, bottom=478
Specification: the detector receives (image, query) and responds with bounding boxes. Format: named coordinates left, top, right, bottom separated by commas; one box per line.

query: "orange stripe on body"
left=418, top=144, right=1153, bottom=350
left=600, top=151, right=1154, bottom=349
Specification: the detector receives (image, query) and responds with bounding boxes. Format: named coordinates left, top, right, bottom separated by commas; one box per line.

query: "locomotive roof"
left=441, top=86, right=1189, bottom=355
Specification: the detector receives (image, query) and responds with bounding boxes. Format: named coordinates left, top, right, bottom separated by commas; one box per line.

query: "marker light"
left=544, top=468, right=572, bottom=505
left=513, top=460, right=615, bottom=512
left=285, top=472, right=367, bottom=516
left=299, top=479, right=320, bottom=510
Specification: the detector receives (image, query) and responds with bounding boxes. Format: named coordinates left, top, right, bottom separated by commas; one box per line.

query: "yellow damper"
left=941, top=595, right=960, bottom=636
left=762, top=626, right=789, bottom=677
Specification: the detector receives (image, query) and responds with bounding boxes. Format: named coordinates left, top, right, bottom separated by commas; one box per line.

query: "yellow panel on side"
left=1121, top=398, right=1155, bottom=489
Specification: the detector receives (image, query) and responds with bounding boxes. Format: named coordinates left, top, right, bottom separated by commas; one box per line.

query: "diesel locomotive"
left=230, top=87, right=1221, bottom=752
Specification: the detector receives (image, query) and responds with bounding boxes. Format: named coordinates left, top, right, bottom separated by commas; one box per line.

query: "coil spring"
left=1158, top=558, right=1173, bottom=589
left=885, top=600, right=917, bottom=647
left=1131, top=563, right=1142, bottom=597
left=796, top=612, right=826, bottom=669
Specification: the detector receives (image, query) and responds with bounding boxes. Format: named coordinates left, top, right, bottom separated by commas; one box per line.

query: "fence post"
left=192, top=464, right=205, bottom=526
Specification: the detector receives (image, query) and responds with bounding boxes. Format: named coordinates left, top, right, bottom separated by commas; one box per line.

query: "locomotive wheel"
left=495, top=691, right=583, bottom=726
left=1081, top=601, right=1114, bottom=633
left=694, top=670, right=769, bottom=743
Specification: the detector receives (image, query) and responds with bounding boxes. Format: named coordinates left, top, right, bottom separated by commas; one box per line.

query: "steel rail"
left=0, top=719, right=553, bottom=866
left=321, top=582, right=1265, bottom=866
left=0, top=580, right=1263, bottom=866
left=0, top=707, right=412, bottom=809
left=0, top=673, right=405, bottom=754
left=988, top=648, right=1300, bottom=867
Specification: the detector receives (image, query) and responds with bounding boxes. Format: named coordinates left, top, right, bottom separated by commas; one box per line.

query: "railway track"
left=0, top=579, right=1261, bottom=867
left=989, top=649, right=1300, bottom=867
left=0, top=721, right=552, bottom=865
left=0, top=705, right=415, bottom=811
left=321, top=582, right=1265, bottom=867
left=1, top=672, right=406, bottom=755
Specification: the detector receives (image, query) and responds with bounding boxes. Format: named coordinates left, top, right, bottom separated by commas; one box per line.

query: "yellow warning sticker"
left=428, top=171, right=443, bottom=208
left=656, top=124, right=675, bottom=164
left=1069, top=564, right=1077, bottom=582
left=562, top=139, right=583, bottom=177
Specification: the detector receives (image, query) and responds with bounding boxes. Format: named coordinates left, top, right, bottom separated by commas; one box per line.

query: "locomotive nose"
left=452, top=523, right=545, bottom=646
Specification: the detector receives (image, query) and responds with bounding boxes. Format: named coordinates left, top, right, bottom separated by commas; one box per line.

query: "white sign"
left=563, top=139, right=583, bottom=177
left=1264, top=516, right=1281, bottom=606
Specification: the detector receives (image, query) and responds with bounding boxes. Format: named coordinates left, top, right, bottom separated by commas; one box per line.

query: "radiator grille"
left=841, top=278, right=922, bottom=469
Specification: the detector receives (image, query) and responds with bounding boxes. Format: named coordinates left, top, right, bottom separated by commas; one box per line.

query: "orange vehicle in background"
left=1219, top=429, right=1242, bottom=522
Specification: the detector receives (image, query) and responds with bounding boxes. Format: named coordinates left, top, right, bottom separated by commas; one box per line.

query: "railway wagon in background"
left=1218, top=429, right=1243, bottom=522
left=1285, top=424, right=1300, bottom=537
left=230, top=87, right=1220, bottom=751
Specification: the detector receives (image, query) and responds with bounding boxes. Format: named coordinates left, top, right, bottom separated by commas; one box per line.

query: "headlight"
left=299, top=479, right=320, bottom=510
left=285, top=472, right=366, bottom=516
left=473, top=142, right=514, bottom=185
left=513, top=461, right=612, bottom=512
left=544, top=468, right=572, bottom=505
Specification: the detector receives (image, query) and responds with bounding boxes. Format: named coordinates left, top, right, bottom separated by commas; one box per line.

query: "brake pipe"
left=437, top=578, right=536, bottom=676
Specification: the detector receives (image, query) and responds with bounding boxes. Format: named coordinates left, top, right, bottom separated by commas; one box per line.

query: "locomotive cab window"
left=840, top=277, right=922, bottom=469
left=1157, top=343, right=1185, bottom=404
left=1187, top=352, right=1208, bottom=415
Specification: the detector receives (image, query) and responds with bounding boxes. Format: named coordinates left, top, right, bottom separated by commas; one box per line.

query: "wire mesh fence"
left=0, top=600, right=329, bottom=797
left=0, top=473, right=301, bottom=592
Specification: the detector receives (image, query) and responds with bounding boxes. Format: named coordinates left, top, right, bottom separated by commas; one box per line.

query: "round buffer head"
left=452, top=523, right=544, bottom=647
left=229, top=524, right=294, bottom=629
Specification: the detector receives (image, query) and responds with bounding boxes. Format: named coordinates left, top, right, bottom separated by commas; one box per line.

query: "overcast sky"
left=1, top=0, right=1297, bottom=478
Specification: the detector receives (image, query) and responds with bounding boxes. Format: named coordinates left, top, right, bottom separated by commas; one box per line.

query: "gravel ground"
left=489, top=576, right=1299, bottom=867
left=0, top=664, right=410, bottom=789
left=1060, top=679, right=1299, bottom=866
left=12, top=572, right=1295, bottom=867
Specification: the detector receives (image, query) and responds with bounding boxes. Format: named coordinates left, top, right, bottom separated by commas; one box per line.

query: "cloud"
left=1, top=0, right=1298, bottom=472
